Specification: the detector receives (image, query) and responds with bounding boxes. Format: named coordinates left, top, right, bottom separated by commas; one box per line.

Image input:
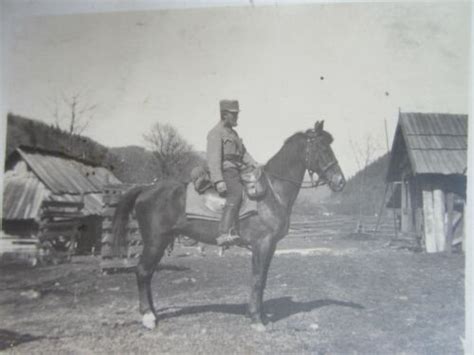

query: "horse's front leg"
left=248, top=234, right=276, bottom=331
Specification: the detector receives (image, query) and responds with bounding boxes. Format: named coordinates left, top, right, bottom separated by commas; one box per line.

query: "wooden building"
left=1, top=146, right=121, bottom=256
left=386, top=112, right=467, bottom=252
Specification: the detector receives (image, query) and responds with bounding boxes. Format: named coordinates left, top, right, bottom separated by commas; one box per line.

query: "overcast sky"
left=2, top=1, right=471, bottom=177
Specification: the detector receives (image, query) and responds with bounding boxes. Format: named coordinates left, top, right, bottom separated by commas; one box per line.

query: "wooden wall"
left=396, top=174, right=465, bottom=253
left=419, top=176, right=465, bottom=253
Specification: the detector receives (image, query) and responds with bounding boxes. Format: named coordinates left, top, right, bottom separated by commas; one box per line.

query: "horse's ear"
left=314, top=121, right=323, bottom=133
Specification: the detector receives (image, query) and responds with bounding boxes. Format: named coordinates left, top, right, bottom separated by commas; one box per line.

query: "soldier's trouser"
left=219, top=168, right=243, bottom=235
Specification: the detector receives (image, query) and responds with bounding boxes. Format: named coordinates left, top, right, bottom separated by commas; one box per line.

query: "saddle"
left=185, top=165, right=267, bottom=221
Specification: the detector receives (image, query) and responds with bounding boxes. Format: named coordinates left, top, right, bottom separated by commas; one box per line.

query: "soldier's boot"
left=216, top=203, right=240, bottom=247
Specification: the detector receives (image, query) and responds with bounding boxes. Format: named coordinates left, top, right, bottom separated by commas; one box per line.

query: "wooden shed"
left=386, top=112, right=467, bottom=252
left=1, top=146, right=121, bottom=256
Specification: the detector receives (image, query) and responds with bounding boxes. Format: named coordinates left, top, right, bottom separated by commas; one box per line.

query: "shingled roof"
left=2, top=147, right=121, bottom=220
left=12, top=146, right=120, bottom=194
left=386, top=112, right=467, bottom=182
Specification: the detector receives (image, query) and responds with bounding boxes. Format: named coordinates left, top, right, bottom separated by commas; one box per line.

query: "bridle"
left=304, top=134, right=333, bottom=189
left=265, top=132, right=337, bottom=189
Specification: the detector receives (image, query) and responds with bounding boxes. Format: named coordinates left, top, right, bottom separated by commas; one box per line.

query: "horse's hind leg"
left=136, top=233, right=173, bottom=329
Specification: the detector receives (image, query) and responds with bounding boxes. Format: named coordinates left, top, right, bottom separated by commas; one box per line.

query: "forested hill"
left=327, top=153, right=391, bottom=215
left=5, top=113, right=109, bottom=165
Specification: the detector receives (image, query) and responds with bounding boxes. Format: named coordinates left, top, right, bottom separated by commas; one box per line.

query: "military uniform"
left=207, top=120, right=257, bottom=184
left=207, top=100, right=257, bottom=245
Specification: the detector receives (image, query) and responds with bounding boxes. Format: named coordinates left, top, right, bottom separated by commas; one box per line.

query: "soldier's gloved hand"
left=215, top=181, right=227, bottom=196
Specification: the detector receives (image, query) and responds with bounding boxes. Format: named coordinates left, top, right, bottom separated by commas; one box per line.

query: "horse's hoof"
left=142, top=312, right=157, bottom=330
left=250, top=322, right=266, bottom=332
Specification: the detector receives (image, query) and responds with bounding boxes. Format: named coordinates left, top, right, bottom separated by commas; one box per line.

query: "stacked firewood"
left=100, top=184, right=142, bottom=273
left=38, top=200, right=84, bottom=263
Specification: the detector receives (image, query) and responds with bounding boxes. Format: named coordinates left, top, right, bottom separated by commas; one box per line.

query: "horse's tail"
left=111, top=185, right=146, bottom=254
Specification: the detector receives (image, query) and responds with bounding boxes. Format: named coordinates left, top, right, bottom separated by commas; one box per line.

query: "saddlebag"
left=240, top=166, right=267, bottom=200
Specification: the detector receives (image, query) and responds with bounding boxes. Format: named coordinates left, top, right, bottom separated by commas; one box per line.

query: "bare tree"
left=143, top=122, right=194, bottom=179
left=350, top=134, right=383, bottom=230
left=48, top=90, right=98, bottom=135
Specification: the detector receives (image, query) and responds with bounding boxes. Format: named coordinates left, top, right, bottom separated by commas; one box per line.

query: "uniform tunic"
left=206, top=120, right=257, bottom=184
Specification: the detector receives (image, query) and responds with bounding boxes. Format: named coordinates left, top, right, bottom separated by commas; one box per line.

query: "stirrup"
left=216, top=233, right=240, bottom=246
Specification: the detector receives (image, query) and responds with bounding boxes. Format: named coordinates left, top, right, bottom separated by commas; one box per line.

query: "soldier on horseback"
left=207, top=100, right=258, bottom=246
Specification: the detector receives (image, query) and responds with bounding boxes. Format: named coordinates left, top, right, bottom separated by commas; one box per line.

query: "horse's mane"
left=265, top=131, right=307, bottom=174
left=283, top=131, right=306, bottom=145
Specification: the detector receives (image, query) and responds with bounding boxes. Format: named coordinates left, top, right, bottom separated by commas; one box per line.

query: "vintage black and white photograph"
left=0, top=0, right=471, bottom=353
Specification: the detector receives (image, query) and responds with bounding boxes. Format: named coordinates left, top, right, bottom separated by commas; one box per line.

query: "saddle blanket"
left=185, top=183, right=258, bottom=221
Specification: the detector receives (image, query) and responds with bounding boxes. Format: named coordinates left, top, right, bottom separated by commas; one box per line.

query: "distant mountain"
left=327, top=153, right=391, bottom=215
left=292, top=153, right=390, bottom=216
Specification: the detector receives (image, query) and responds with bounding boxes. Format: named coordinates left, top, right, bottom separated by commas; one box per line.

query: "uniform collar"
left=218, top=120, right=234, bottom=132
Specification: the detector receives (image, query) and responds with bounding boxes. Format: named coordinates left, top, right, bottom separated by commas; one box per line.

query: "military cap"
left=220, top=100, right=240, bottom=112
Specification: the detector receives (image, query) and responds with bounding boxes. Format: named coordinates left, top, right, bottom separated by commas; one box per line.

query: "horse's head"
left=304, top=121, right=346, bottom=192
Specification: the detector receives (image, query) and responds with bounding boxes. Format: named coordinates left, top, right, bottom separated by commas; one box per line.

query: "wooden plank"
left=423, top=189, right=437, bottom=253
left=0, top=238, right=38, bottom=244
left=1, top=244, right=38, bottom=251
left=0, top=242, right=37, bottom=249
left=39, top=230, right=78, bottom=239
left=0, top=239, right=38, bottom=253
left=446, top=192, right=454, bottom=254
left=41, top=211, right=84, bottom=219
left=433, top=189, right=446, bottom=252
left=401, top=178, right=416, bottom=233
left=40, top=220, right=81, bottom=230
left=42, top=200, right=84, bottom=208
left=11, top=239, right=38, bottom=245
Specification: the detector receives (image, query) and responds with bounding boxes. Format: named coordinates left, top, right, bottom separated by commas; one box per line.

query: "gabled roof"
left=2, top=147, right=121, bottom=220
left=15, top=146, right=120, bottom=194
left=386, top=112, right=467, bottom=181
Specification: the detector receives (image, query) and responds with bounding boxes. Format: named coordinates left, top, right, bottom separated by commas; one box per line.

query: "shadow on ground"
left=0, top=329, right=44, bottom=350
left=156, top=296, right=364, bottom=323
left=103, top=263, right=190, bottom=275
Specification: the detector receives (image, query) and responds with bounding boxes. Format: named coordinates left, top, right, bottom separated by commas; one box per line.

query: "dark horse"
left=111, top=121, right=345, bottom=331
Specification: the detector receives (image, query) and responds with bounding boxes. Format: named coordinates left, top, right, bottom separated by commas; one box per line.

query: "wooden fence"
left=289, top=215, right=397, bottom=238
left=39, top=200, right=84, bottom=261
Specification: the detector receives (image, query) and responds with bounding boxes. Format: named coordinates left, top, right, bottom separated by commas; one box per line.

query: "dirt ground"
left=0, top=230, right=465, bottom=354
